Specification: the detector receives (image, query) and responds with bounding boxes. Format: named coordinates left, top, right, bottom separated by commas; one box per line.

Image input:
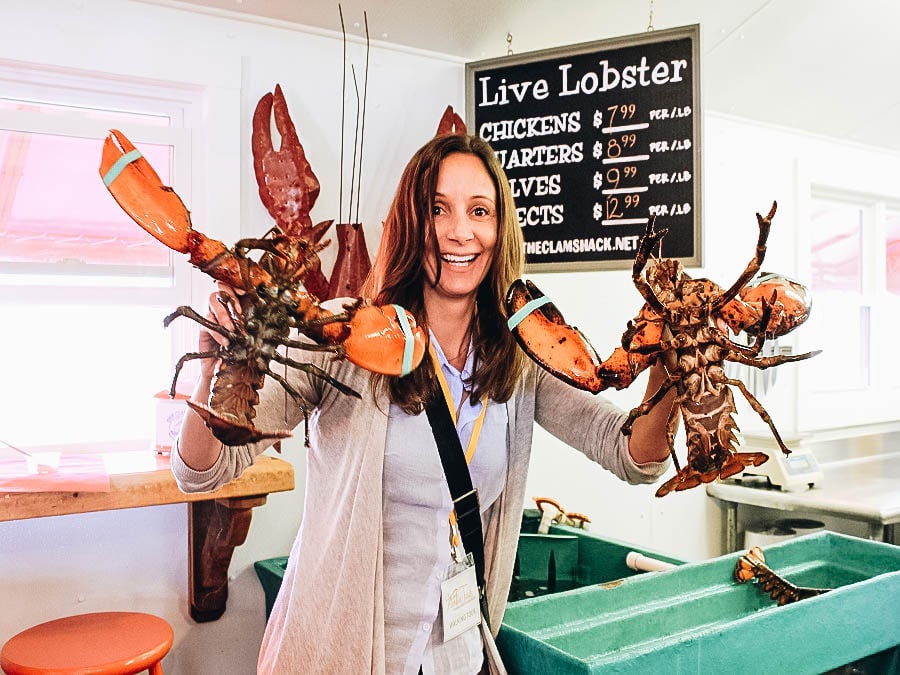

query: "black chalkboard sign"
left=466, top=25, right=701, bottom=272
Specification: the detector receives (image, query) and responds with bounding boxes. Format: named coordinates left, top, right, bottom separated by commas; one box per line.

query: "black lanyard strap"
left=425, top=395, right=490, bottom=627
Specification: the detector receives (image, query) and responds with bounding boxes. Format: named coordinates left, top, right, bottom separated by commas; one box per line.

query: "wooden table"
left=0, top=454, right=294, bottom=622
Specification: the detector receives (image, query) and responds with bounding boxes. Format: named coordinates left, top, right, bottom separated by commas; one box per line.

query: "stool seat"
left=1, top=611, right=173, bottom=675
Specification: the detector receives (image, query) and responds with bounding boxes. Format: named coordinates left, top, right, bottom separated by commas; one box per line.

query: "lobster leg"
left=163, top=305, right=236, bottom=339
left=728, top=350, right=823, bottom=370
left=715, top=371, right=791, bottom=455
left=620, top=375, right=679, bottom=435
left=632, top=217, right=668, bottom=313
left=169, top=350, right=220, bottom=397
left=712, top=201, right=777, bottom=313
left=260, top=365, right=314, bottom=446
left=271, top=350, right=361, bottom=399
left=653, top=400, right=689, bottom=498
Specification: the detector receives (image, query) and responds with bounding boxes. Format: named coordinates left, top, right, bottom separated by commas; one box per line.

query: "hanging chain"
left=506, top=32, right=514, bottom=55
left=647, top=0, right=655, bottom=31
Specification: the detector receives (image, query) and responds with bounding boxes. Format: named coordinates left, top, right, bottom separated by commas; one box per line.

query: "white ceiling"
left=142, top=0, right=900, bottom=153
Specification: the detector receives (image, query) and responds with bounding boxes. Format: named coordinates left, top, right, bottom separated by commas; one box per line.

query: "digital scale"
left=735, top=434, right=824, bottom=491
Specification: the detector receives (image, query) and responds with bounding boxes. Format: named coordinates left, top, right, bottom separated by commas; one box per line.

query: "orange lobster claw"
left=341, top=305, right=427, bottom=376
left=100, top=129, right=193, bottom=252
left=506, top=279, right=619, bottom=393
left=721, top=272, right=813, bottom=337
left=100, top=129, right=271, bottom=290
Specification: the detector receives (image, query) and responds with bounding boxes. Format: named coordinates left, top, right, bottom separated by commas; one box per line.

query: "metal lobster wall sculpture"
left=99, top=109, right=426, bottom=446
left=253, top=84, right=374, bottom=301
left=506, top=202, right=820, bottom=496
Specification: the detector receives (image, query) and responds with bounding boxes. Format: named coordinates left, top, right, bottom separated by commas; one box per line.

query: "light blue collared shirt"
left=382, top=332, right=509, bottom=675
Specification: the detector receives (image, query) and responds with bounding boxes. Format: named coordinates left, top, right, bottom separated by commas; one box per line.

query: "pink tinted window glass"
left=887, top=210, right=900, bottom=296
left=809, top=200, right=863, bottom=292
left=0, top=129, right=171, bottom=267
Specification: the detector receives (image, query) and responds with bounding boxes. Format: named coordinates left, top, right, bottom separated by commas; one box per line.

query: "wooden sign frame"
left=466, top=25, right=702, bottom=272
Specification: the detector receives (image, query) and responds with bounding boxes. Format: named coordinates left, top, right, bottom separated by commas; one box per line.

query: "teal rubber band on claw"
left=102, top=149, right=142, bottom=187
left=392, top=305, right=415, bottom=376
left=507, top=295, right=553, bottom=331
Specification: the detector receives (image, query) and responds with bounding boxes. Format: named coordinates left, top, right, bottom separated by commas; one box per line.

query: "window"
left=0, top=63, right=202, bottom=449
left=796, top=190, right=900, bottom=431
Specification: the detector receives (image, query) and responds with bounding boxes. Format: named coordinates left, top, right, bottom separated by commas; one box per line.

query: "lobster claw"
left=506, top=279, right=607, bottom=393
left=251, top=84, right=331, bottom=299
left=100, top=129, right=194, bottom=253
left=252, top=84, right=321, bottom=234
left=341, top=305, right=427, bottom=377
left=435, top=105, right=467, bottom=136
left=740, top=273, right=813, bottom=337
left=100, top=129, right=271, bottom=291
left=720, top=272, right=813, bottom=338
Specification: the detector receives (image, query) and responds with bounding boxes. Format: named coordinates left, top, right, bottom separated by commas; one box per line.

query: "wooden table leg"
left=188, top=495, right=267, bottom=622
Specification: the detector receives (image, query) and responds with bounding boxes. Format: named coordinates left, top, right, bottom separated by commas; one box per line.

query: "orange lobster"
left=99, top=128, right=426, bottom=446
left=734, top=546, right=829, bottom=605
left=506, top=202, right=820, bottom=496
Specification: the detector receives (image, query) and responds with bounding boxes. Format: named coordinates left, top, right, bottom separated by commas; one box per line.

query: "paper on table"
left=0, top=452, right=112, bottom=492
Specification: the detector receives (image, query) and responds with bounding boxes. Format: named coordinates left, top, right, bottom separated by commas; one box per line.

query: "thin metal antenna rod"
left=338, top=3, right=347, bottom=224
left=347, top=65, right=361, bottom=223
left=354, top=11, right=370, bottom=225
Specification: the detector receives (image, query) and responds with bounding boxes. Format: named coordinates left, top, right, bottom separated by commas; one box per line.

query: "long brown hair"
left=360, top=133, right=525, bottom=413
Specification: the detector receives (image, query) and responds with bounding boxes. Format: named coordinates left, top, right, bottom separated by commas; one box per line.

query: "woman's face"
left=423, top=152, right=498, bottom=307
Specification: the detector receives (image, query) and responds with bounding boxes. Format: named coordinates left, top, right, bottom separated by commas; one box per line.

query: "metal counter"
left=707, top=432, right=900, bottom=551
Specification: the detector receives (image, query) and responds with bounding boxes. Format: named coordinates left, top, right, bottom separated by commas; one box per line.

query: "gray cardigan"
left=173, top=345, right=668, bottom=674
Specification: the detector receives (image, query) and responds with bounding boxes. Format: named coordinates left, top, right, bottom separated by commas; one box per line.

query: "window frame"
left=0, top=61, right=206, bottom=449
left=794, top=166, right=900, bottom=432
left=0, top=61, right=198, bottom=308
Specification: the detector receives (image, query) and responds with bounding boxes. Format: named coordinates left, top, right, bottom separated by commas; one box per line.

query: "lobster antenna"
left=354, top=11, right=370, bottom=225
left=347, top=65, right=361, bottom=223
left=338, top=3, right=347, bottom=225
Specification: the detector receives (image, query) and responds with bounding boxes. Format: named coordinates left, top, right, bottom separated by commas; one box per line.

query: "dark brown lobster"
left=506, top=202, right=820, bottom=496
left=99, top=123, right=426, bottom=446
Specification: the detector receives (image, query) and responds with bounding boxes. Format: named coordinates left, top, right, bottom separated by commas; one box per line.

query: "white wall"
left=0, top=2, right=462, bottom=673
left=3, top=2, right=900, bottom=672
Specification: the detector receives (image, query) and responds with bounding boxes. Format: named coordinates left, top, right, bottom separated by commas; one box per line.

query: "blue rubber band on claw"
left=392, top=305, right=415, bottom=377
left=102, top=149, right=142, bottom=187
left=507, top=295, right=553, bottom=331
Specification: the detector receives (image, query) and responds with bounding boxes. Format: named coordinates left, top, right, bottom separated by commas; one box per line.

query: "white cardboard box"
left=155, top=391, right=189, bottom=454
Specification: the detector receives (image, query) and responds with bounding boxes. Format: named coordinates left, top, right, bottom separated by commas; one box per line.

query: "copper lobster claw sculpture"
left=506, top=202, right=820, bottom=496
left=99, top=128, right=426, bottom=446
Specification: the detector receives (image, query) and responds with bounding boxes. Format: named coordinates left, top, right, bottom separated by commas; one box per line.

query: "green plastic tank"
left=497, top=532, right=900, bottom=674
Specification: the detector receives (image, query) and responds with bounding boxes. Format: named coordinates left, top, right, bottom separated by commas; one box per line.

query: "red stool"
left=1, top=611, right=173, bottom=675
